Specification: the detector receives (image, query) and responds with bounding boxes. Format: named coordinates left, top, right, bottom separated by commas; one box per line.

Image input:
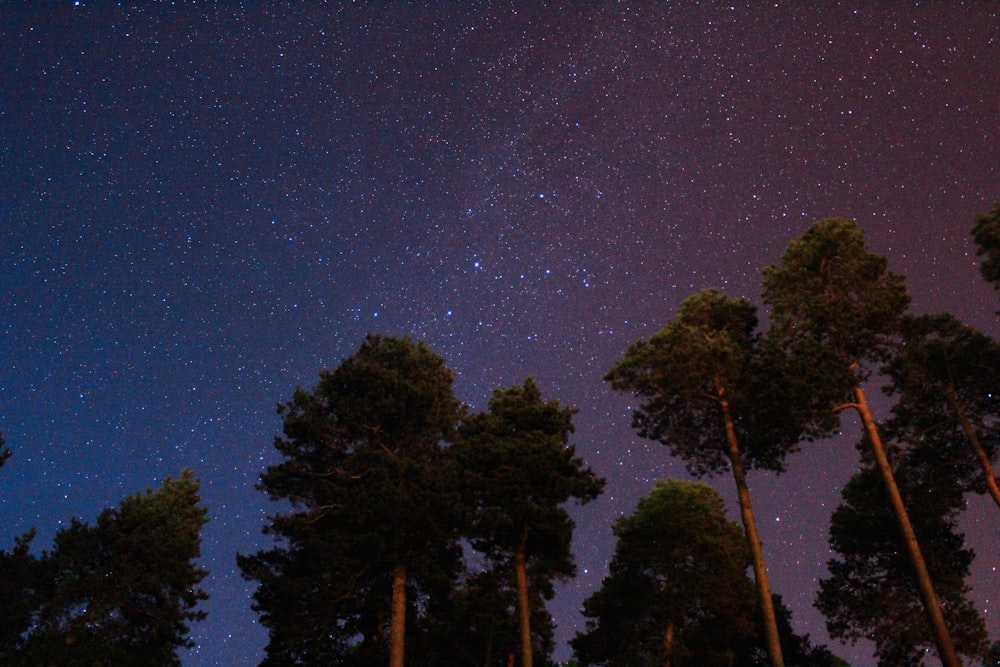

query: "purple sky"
left=2, top=4, right=998, bottom=665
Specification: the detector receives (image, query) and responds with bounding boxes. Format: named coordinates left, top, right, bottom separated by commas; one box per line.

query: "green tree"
left=454, top=378, right=604, bottom=667
left=883, top=313, right=1000, bottom=510
left=1, top=469, right=208, bottom=666
left=762, top=218, right=961, bottom=666
left=605, top=289, right=835, bottom=667
left=816, top=464, right=988, bottom=666
left=572, top=480, right=845, bottom=667
left=239, top=334, right=465, bottom=667
left=572, top=479, right=757, bottom=667
left=971, top=201, right=1000, bottom=292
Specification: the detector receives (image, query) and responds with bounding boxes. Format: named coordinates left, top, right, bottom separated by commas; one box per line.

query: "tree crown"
left=762, top=218, right=910, bottom=375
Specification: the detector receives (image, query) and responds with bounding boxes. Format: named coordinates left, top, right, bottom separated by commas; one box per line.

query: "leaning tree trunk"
left=389, top=564, right=407, bottom=667
left=948, top=388, right=1000, bottom=511
left=852, top=384, right=963, bottom=667
left=663, top=619, right=675, bottom=667
left=516, top=530, right=533, bottom=667
left=720, top=397, right=785, bottom=667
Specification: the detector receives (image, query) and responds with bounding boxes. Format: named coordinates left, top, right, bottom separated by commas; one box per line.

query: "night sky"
left=2, top=4, right=998, bottom=665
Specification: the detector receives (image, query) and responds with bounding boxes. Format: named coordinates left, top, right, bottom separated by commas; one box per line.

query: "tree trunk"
left=662, top=619, right=675, bottom=667
left=516, top=530, right=533, bottom=667
left=720, top=398, right=785, bottom=667
left=948, top=389, right=1000, bottom=511
left=389, top=564, right=407, bottom=667
left=852, top=384, right=963, bottom=667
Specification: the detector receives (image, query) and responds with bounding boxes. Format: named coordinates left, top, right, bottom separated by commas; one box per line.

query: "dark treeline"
left=2, top=206, right=1000, bottom=666
left=0, top=468, right=207, bottom=667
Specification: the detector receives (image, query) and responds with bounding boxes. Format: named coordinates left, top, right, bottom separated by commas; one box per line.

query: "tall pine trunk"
left=721, top=397, right=784, bottom=667
left=852, top=384, right=962, bottom=667
left=516, top=530, right=533, bottom=667
left=662, top=619, right=675, bottom=667
left=390, top=564, right=407, bottom=667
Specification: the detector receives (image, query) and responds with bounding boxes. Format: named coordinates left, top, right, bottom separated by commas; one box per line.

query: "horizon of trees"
left=1, top=203, right=999, bottom=665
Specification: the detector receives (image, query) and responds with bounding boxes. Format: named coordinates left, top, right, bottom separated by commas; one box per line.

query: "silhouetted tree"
left=817, top=463, right=988, bottom=666
left=762, top=218, right=962, bottom=667
left=572, top=480, right=846, bottom=667
left=983, top=641, right=1000, bottom=666
left=454, top=378, right=604, bottom=667
left=1, top=469, right=208, bottom=666
left=606, top=289, right=838, bottom=667
left=768, top=595, right=849, bottom=667
left=239, top=334, right=464, bottom=667
left=883, top=313, right=1000, bottom=510
left=418, top=568, right=519, bottom=667
left=572, top=479, right=757, bottom=667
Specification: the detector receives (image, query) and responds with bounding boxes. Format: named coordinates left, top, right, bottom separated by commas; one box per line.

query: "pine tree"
left=239, top=334, right=464, bottom=667
left=1, top=470, right=208, bottom=666
left=605, top=289, right=835, bottom=667
left=763, top=218, right=961, bottom=667
left=454, top=378, right=604, bottom=667
left=817, top=463, right=988, bottom=665
left=971, top=201, right=1000, bottom=292
left=883, top=313, right=1000, bottom=510
left=573, top=479, right=757, bottom=667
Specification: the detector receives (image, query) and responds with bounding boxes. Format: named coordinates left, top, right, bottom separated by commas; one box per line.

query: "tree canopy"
left=605, top=290, right=764, bottom=475
left=882, top=313, right=1000, bottom=509
left=238, top=334, right=466, bottom=667
left=573, top=479, right=757, bottom=666
left=0, top=469, right=209, bottom=667
left=762, top=218, right=910, bottom=380
left=573, top=480, right=845, bottom=667
left=605, top=288, right=825, bottom=667
left=762, top=218, right=965, bottom=667
left=455, top=378, right=604, bottom=667
left=816, top=463, right=989, bottom=666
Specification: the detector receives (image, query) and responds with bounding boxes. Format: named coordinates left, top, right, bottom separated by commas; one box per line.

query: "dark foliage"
left=606, top=289, right=832, bottom=477
left=239, top=334, right=465, bottom=665
left=0, top=432, right=9, bottom=468
left=762, top=218, right=911, bottom=380
left=0, top=470, right=209, bottom=667
left=572, top=480, right=757, bottom=666
left=816, top=464, right=988, bottom=666
left=573, top=480, right=845, bottom=667
left=453, top=378, right=604, bottom=667
left=882, top=313, right=1000, bottom=503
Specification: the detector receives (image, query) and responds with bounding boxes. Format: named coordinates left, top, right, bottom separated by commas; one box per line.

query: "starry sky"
left=2, top=3, right=998, bottom=665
